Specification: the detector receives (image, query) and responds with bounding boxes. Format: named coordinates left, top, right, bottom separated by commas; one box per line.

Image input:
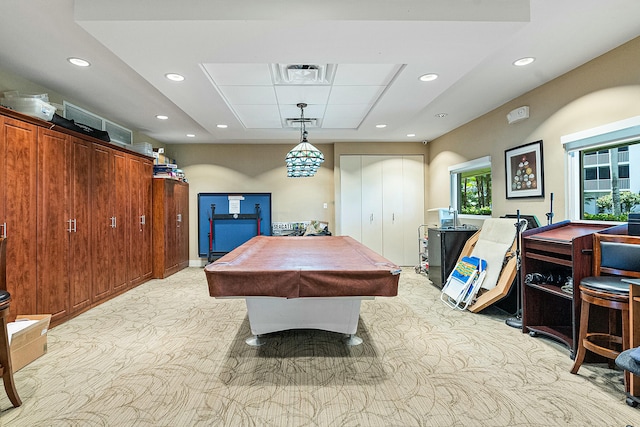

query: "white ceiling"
left=0, top=0, right=639, bottom=145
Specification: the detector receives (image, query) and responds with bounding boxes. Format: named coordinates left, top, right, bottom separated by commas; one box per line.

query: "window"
left=449, top=156, right=492, bottom=216
left=580, top=143, right=639, bottom=220
left=564, top=116, right=640, bottom=222
left=63, top=101, right=133, bottom=145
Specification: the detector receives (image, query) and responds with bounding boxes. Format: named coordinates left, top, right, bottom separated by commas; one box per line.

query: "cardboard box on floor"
left=7, top=314, right=51, bottom=372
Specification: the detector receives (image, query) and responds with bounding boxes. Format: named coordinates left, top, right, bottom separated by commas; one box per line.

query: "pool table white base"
left=244, top=296, right=373, bottom=346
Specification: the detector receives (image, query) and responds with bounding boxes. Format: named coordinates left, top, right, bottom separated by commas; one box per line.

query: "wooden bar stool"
left=0, top=238, right=21, bottom=407
left=570, top=233, right=640, bottom=394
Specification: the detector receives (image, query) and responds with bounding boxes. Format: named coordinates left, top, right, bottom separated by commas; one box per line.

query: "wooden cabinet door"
left=36, top=128, right=71, bottom=322
left=165, top=180, right=178, bottom=270
left=140, top=159, right=153, bottom=279
left=69, top=137, right=92, bottom=313
left=128, top=155, right=153, bottom=285
left=128, top=155, right=143, bottom=284
left=112, top=151, right=130, bottom=293
left=175, top=182, right=189, bottom=266
left=0, top=116, right=38, bottom=319
left=91, top=145, right=115, bottom=301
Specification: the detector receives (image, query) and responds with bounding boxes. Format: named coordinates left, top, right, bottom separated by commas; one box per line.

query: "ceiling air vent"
left=285, top=118, right=318, bottom=128
left=271, top=64, right=336, bottom=85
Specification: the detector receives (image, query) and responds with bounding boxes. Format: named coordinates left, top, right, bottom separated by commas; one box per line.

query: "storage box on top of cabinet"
left=0, top=92, right=56, bottom=121
left=132, top=142, right=153, bottom=157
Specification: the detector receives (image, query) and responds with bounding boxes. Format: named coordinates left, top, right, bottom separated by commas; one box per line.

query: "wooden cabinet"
left=152, top=178, right=189, bottom=278
left=36, top=129, right=92, bottom=322
left=521, top=221, right=613, bottom=356
left=1, top=107, right=155, bottom=326
left=69, top=137, right=92, bottom=313
left=128, top=155, right=153, bottom=286
left=175, top=181, right=189, bottom=266
left=0, top=116, right=38, bottom=320
left=340, top=155, right=424, bottom=266
left=91, top=145, right=131, bottom=301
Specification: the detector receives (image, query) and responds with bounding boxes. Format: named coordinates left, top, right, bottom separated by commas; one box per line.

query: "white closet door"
left=340, top=155, right=362, bottom=241
left=361, top=156, right=383, bottom=255
left=340, top=154, right=424, bottom=267
left=401, top=155, right=425, bottom=266
left=382, top=156, right=404, bottom=264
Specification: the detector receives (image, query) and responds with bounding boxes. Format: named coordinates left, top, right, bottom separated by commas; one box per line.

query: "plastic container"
left=0, top=95, right=56, bottom=121
left=132, top=142, right=153, bottom=156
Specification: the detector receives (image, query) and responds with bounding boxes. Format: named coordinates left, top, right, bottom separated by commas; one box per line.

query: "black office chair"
left=570, top=233, right=640, bottom=397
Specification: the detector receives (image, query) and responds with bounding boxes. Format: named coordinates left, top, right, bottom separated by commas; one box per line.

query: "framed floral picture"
left=505, top=140, right=544, bottom=199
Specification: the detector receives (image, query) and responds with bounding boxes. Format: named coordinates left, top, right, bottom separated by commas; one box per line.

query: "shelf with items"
left=152, top=149, right=187, bottom=182
left=521, top=220, right=615, bottom=357
left=415, top=225, right=429, bottom=274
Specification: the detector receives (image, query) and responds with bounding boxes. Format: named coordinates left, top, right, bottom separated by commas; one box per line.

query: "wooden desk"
left=625, top=278, right=640, bottom=398
left=522, top=221, right=613, bottom=356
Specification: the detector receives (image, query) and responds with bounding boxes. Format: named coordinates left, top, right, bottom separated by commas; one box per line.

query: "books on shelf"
left=153, top=163, right=187, bottom=181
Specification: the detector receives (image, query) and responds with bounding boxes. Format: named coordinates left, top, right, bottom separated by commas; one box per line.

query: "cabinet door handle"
left=140, top=215, right=146, bottom=225
left=110, top=216, right=116, bottom=228
left=73, top=219, right=77, bottom=233
left=392, top=213, right=395, bottom=222
left=177, top=213, right=182, bottom=224
left=67, top=219, right=73, bottom=233
left=370, top=213, right=374, bottom=223
left=0, top=222, right=4, bottom=238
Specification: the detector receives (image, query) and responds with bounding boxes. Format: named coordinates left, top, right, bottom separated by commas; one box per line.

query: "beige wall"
left=169, top=143, right=335, bottom=262
left=428, top=36, right=640, bottom=223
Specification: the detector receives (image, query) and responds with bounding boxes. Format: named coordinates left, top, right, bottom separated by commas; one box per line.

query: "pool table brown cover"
left=205, top=236, right=400, bottom=299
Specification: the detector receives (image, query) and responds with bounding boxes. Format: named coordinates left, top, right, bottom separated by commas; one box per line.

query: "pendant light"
left=285, top=103, right=324, bottom=177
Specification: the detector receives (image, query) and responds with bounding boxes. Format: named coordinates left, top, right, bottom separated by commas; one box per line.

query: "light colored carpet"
left=1, top=268, right=638, bottom=426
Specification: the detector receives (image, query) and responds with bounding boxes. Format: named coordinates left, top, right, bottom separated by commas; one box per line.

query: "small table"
left=204, top=236, right=400, bottom=345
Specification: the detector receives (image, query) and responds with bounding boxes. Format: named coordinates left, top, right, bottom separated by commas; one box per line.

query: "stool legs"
left=571, top=298, right=590, bottom=374
left=0, top=306, right=21, bottom=407
left=571, top=291, right=630, bottom=394
left=622, top=306, right=630, bottom=393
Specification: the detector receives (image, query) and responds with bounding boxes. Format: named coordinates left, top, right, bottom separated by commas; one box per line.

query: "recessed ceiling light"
left=165, top=73, right=185, bottom=82
left=435, top=113, right=448, bottom=118
left=513, top=57, right=535, bottom=67
left=407, top=133, right=416, bottom=137
left=67, top=57, right=90, bottom=67
left=419, top=73, right=438, bottom=82
left=376, top=124, right=387, bottom=128
left=217, top=124, right=228, bottom=129
left=186, top=134, right=195, bottom=138
left=156, top=115, right=169, bottom=120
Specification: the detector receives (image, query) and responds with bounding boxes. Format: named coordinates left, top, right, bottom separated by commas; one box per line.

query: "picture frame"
left=505, top=140, right=544, bottom=199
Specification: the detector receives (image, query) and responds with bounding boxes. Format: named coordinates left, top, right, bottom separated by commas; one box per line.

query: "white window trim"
left=448, top=155, right=491, bottom=215
left=563, top=115, right=640, bottom=220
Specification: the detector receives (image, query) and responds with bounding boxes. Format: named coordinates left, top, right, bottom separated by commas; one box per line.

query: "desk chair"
left=0, top=238, right=21, bottom=407
left=570, top=233, right=640, bottom=394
